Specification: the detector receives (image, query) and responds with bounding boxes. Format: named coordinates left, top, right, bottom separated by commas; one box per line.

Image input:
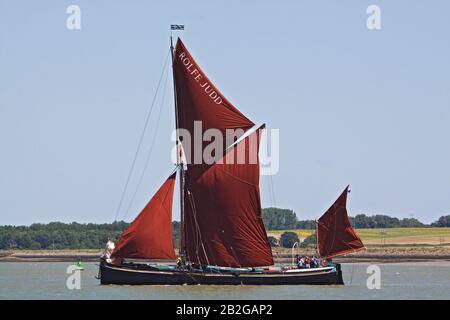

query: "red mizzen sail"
left=173, top=38, right=255, bottom=164
left=317, top=186, right=365, bottom=259
left=184, top=127, right=274, bottom=267
left=111, top=173, right=177, bottom=260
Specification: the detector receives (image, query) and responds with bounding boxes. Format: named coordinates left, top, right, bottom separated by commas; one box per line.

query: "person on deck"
left=321, top=258, right=332, bottom=267
left=296, top=255, right=305, bottom=269
left=304, top=256, right=311, bottom=268
left=176, top=257, right=183, bottom=269
left=311, top=256, right=319, bottom=268
left=300, top=256, right=306, bottom=268
left=295, top=255, right=302, bottom=268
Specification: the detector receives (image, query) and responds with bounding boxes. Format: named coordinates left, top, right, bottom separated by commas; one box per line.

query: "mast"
left=170, top=32, right=186, bottom=260
left=315, top=219, right=319, bottom=256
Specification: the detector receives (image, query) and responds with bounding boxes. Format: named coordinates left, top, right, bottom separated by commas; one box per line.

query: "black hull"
left=99, top=261, right=344, bottom=285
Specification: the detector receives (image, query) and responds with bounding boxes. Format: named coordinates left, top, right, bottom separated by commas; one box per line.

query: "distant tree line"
left=0, top=221, right=182, bottom=250
left=0, top=221, right=128, bottom=250
left=262, top=208, right=449, bottom=230
left=0, top=211, right=448, bottom=250
left=431, top=215, right=450, bottom=227
left=269, top=232, right=316, bottom=249
left=350, top=214, right=425, bottom=229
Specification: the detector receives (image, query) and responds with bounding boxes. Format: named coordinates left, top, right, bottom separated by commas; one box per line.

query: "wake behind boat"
left=98, top=30, right=365, bottom=286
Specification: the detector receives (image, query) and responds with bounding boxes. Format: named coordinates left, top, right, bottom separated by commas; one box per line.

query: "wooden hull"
left=98, top=260, right=344, bottom=285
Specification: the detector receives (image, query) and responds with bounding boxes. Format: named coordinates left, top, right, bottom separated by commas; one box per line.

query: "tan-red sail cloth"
left=173, top=38, right=255, bottom=164
left=184, top=127, right=274, bottom=267
left=173, top=38, right=272, bottom=267
left=317, top=186, right=365, bottom=259
left=111, top=173, right=177, bottom=260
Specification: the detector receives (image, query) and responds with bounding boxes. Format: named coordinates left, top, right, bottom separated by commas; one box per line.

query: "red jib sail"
left=316, top=186, right=365, bottom=259
left=111, top=173, right=177, bottom=260
left=184, top=127, right=274, bottom=268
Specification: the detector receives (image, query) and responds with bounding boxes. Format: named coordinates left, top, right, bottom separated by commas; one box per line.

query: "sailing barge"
left=98, top=36, right=364, bottom=285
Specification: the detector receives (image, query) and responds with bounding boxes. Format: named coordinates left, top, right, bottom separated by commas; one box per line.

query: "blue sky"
left=1, top=1, right=449, bottom=225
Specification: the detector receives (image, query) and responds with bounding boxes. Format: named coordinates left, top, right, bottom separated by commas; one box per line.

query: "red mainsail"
left=316, top=186, right=365, bottom=259
left=111, top=173, right=177, bottom=260
left=184, top=127, right=274, bottom=267
left=172, top=38, right=273, bottom=267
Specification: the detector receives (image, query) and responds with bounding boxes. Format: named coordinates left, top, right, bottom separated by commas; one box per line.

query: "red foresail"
left=111, top=173, right=177, bottom=260
left=173, top=38, right=255, bottom=164
left=317, top=186, right=365, bottom=259
left=184, top=127, right=274, bottom=267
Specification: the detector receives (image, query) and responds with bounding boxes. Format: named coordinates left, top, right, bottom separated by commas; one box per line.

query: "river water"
left=0, top=262, right=449, bottom=299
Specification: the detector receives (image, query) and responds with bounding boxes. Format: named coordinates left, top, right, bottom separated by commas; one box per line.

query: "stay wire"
left=113, top=49, right=171, bottom=222
left=122, top=66, right=170, bottom=219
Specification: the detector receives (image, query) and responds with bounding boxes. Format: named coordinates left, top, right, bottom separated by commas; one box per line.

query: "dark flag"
left=171, top=25, right=184, bottom=30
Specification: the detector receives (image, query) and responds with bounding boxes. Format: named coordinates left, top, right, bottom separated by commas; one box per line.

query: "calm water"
left=0, top=262, right=449, bottom=299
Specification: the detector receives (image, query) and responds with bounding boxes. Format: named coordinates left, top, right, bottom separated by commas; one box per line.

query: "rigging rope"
left=268, top=174, right=277, bottom=208
left=122, top=65, right=170, bottom=220
left=113, top=49, right=171, bottom=222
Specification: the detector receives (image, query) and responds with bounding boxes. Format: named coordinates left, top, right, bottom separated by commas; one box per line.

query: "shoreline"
left=1, top=248, right=450, bottom=264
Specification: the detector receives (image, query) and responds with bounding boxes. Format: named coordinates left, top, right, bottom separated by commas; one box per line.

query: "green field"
left=267, top=227, right=450, bottom=246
